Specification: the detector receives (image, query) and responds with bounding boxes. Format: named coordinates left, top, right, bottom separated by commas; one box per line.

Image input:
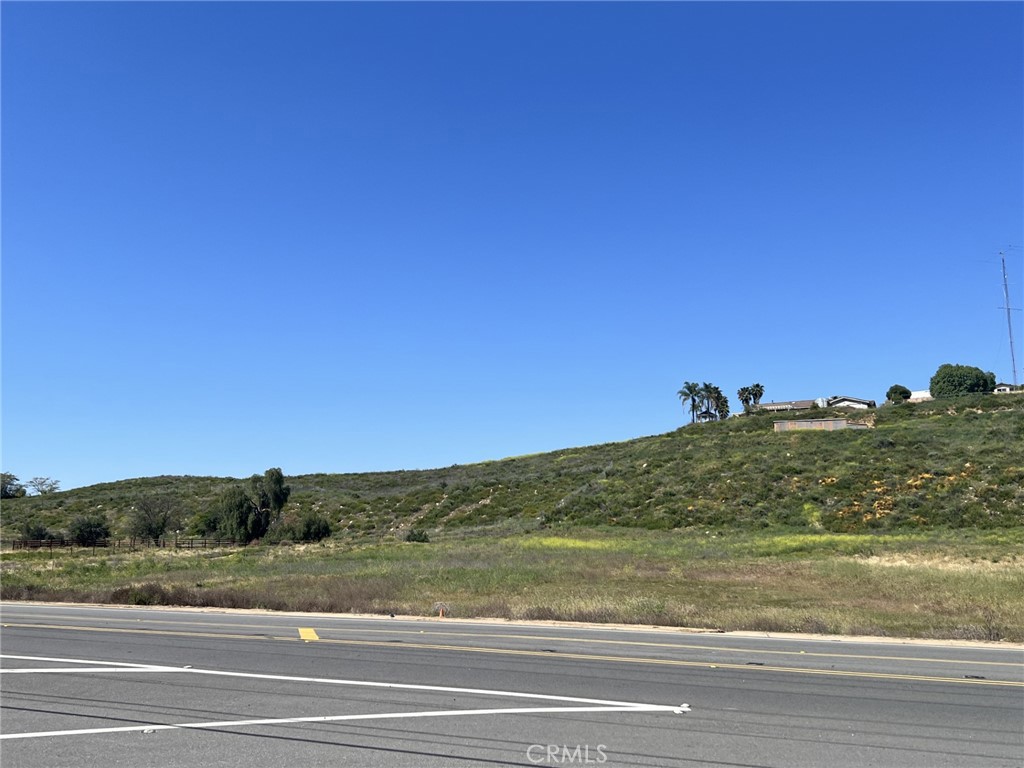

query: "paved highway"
left=1, top=603, right=1021, bottom=767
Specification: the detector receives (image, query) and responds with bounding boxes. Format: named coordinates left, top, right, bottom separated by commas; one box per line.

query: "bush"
left=297, top=513, right=332, bottom=542
left=405, top=529, right=430, bottom=543
left=20, top=521, right=54, bottom=541
left=69, top=514, right=110, bottom=546
left=886, top=384, right=912, bottom=404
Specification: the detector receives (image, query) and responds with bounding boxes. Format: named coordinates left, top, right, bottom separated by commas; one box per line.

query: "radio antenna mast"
left=1000, top=250, right=1019, bottom=387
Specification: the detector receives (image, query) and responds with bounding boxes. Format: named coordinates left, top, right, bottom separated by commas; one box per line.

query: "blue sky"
left=3, top=2, right=1022, bottom=491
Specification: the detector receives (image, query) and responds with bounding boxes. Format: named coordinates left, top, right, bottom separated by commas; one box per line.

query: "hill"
left=4, top=393, right=1022, bottom=541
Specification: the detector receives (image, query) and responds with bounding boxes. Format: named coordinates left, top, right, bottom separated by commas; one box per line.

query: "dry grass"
left=2, top=528, right=1022, bottom=641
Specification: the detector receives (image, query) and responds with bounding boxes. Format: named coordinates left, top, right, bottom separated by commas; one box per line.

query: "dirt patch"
left=855, top=553, right=1019, bottom=571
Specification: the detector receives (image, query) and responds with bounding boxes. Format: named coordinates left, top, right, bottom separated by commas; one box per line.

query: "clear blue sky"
left=3, top=2, right=1022, bottom=491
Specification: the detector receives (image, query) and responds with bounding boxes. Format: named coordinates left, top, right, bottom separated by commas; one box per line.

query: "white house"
left=824, top=395, right=877, bottom=409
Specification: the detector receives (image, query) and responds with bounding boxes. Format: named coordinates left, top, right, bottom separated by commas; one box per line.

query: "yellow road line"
left=4, top=612, right=1019, bottom=667
left=297, top=627, right=1024, bottom=668
left=298, top=627, right=319, bottom=641
left=308, top=636, right=1024, bottom=688
left=3, top=622, right=1021, bottom=688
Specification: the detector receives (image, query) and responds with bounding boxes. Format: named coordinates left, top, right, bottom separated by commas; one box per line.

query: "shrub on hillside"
left=20, top=521, right=54, bottom=541
left=69, top=514, right=110, bottom=546
left=296, top=513, right=332, bottom=542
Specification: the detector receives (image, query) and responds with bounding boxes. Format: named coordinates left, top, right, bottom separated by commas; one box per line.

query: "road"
left=1, top=603, right=1021, bottom=767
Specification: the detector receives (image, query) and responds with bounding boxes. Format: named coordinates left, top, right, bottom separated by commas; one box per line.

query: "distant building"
left=754, top=394, right=876, bottom=413
left=823, top=395, right=877, bottom=409
left=755, top=399, right=817, bottom=413
left=908, top=390, right=933, bottom=403
left=994, top=384, right=1021, bottom=394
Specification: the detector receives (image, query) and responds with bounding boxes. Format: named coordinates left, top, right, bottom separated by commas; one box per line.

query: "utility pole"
left=1000, top=250, right=1019, bottom=387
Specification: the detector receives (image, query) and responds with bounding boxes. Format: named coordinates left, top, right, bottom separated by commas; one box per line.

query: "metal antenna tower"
left=1000, top=250, right=1019, bottom=387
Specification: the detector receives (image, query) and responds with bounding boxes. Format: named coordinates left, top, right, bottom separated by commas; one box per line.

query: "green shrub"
left=20, top=521, right=54, bottom=541
left=69, top=514, right=110, bottom=546
left=297, top=513, right=332, bottom=542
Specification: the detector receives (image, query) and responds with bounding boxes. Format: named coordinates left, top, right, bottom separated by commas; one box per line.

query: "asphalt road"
left=1, top=603, right=1021, bottom=768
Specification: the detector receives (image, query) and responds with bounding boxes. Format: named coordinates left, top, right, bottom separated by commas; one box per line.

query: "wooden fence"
left=2, top=538, right=239, bottom=552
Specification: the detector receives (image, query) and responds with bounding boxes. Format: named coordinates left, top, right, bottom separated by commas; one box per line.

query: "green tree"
left=710, top=385, right=730, bottom=419
left=677, top=381, right=702, bottom=423
left=215, top=486, right=270, bottom=544
left=1, top=473, right=26, bottom=499
left=886, top=384, right=912, bottom=404
left=191, top=505, right=222, bottom=536
left=129, top=496, right=181, bottom=543
left=69, top=513, right=110, bottom=546
left=737, top=386, right=753, bottom=412
left=248, top=468, right=291, bottom=523
left=737, top=383, right=764, bottom=413
left=190, top=468, right=290, bottom=542
left=691, top=382, right=729, bottom=421
left=27, top=477, right=60, bottom=495
left=697, top=382, right=716, bottom=420
left=929, top=364, right=997, bottom=398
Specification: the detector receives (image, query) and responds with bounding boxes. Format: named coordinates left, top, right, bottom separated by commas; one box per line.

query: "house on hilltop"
left=754, top=399, right=817, bottom=413
left=753, top=394, right=876, bottom=413
left=822, top=395, right=876, bottom=409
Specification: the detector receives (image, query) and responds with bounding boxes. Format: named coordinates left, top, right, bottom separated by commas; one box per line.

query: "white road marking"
left=1, top=668, right=186, bottom=674
left=0, top=653, right=688, bottom=741
left=0, top=704, right=679, bottom=740
left=1, top=654, right=176, bottom=669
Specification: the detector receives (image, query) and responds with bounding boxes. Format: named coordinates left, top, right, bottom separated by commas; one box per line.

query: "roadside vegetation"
left=2, top=390, right=1022, bottom=641
left=1, top=527, right=1021, bottom=641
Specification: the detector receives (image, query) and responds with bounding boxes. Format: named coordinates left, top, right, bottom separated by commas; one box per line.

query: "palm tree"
left=698, top=382, right=718, bottom=421
left=750, top=383, right=765, bottom=407
left=711, top=386, right=730, bottom=419
left=677, top=381, right=702, bottom=423
left=737, top=386, right=753, bottom=412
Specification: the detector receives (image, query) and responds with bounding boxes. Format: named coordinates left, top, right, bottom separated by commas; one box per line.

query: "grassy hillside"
left=3, top=393, right=1022, bottom=541
left=3, top=394, right=1023, bottom=640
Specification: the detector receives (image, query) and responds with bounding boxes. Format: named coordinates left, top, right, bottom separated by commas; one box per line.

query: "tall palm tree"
left=677, top=381, right=701, bottom=423
left=698, top=382, right=717, bottom=421
left=750, top=383, right=765, bottom=406
left=711, top=386, right=730, bottom=419
left=737, top=386, right=753, bottom=412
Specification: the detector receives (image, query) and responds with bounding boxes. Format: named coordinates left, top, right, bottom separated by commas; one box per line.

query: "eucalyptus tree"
left=249, top=467, right=291, bottom=523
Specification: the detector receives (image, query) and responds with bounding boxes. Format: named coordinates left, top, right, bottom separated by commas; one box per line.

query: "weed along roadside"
left=1, top=528, right=1022, bottom=642
left=1, top=394, right=1022, bottom=641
